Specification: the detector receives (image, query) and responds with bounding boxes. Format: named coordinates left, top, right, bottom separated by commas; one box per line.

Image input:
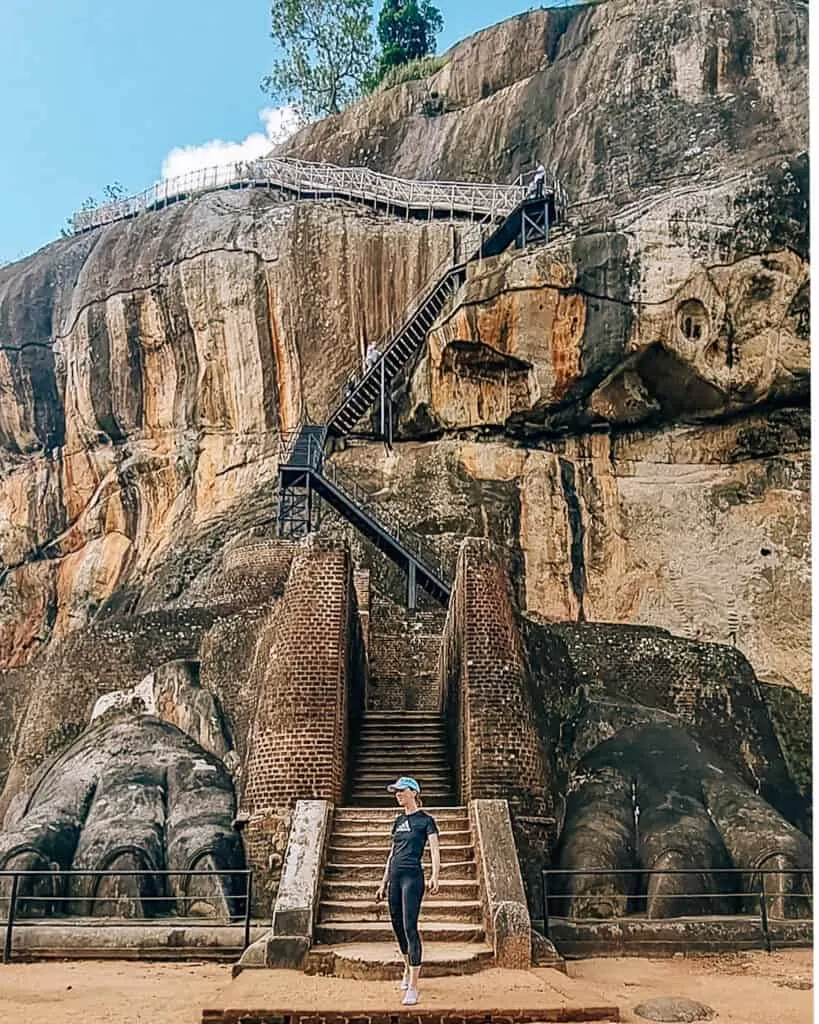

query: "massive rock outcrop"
left=278, top=0, right=807, bottom=210
left=0, top=0, right=809, bottom=918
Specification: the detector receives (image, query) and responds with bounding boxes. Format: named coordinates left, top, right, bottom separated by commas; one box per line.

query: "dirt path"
left=0, top=950, right=811, bottom=1024
left=568, top=950, right=813, bottom=1024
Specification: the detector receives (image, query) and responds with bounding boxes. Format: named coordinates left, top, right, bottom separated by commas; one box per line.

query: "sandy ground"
left=0, top=950, right=811, bottom=1024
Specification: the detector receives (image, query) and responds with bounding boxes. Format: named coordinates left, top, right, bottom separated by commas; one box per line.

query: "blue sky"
left=1, top=0, right=574, bottom=265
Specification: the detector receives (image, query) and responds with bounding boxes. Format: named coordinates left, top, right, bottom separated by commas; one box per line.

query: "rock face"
left=0, top=0, right=810, bottom=922
left=0, top=195, right=463, bottom=665
left=278, top=0, right=807, bottom=210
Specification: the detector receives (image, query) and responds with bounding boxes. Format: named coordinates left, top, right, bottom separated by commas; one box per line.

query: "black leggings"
left=388, top=869, right=425, bottom=966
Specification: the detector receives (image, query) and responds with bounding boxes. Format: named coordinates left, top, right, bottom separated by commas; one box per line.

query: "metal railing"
left=70, top=156, right=532, bottom=233
left=320, top=455, right=450, bottom=584
left=278, top=426, right=450, bottom=584
left=541, top=867, right=812, bottom=953
left=1, top=868, right=254, bottom=963
left=327, top=249, right=466, bottom=425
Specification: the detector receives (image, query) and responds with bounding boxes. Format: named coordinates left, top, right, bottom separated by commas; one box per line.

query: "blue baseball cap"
left=387, top=776, right=420, bottom=793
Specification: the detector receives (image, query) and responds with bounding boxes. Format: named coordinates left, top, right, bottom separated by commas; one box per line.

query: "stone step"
left=318, top=899, right=483, bottom=924
left=348, top=787, right=454, bottom=797
left=353, top=746, right=450, bottom=759
left=332, top=827, right=471, bottom=844
left=323, top=860, right=476, bottom=881
left=356, top=723, right=447, bottom=734
left=359, top=712, right=444, bottom=720
left=334, top=806, right=467, bottom=819
left=321, top=879, right=479, bottom=901
left=327, top=844, right=473, bottom=864
left=358, top=733, right=448, bottom=741
left=345, top=797, right=458, bottom=808
left=314, top=921, right=485, bottom=944
left=351, top=773, right=452, bottom=787
left=357, top=723, right=446, bottom=733
left=332, top=824, right=470, bottom=840
left=352, top=750, right=450, bottom=763
left=347, top=796, right=456, bottom=807
left=351, top=767, right=451, bottom=780
left=330, top=830, right=472, bottom=849
left=333, top=814, right=469, bottom=831
left=310, top=940, right=493, bottom=980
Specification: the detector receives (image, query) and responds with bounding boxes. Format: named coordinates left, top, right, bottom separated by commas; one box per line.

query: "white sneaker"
left=400, top=976, right=409, bottom=991
left=402, top=988, right=419, bottom=1006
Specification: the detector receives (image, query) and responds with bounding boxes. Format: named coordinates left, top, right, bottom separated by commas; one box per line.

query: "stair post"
left=407, top=561, right=417, bottom=611
left=379, top=356, right=386, bottom=437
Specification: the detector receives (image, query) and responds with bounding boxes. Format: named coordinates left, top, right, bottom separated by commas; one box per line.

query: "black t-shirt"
left=389, top=810, right=439, bottom=874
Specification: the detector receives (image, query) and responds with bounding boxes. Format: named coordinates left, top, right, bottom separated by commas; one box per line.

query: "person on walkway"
left=365, top=341, right=381, bottom=371
left=533, top=161, right=546, bottom=198
left=375, top=776, right=440, bottom=1006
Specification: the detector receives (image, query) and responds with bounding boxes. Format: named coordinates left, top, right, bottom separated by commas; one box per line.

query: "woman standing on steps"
left=375, top=776, right=441, bottom=1006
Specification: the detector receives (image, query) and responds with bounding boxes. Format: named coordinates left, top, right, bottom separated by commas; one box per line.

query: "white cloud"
left=160, top=106, right=300, bottom=180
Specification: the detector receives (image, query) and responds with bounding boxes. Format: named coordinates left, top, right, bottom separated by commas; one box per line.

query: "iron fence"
left=541, top=866, right=812, bottom=953
left=1, top=868, right=254, bottom=964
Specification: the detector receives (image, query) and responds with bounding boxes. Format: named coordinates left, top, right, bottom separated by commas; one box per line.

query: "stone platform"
left=546, top=915, right=813, bottom=958
left=201, top=966, right=619, bottom=1023
left=307, top=941, right=494, bottom=979
left=5, top=920, right=267, bottom=961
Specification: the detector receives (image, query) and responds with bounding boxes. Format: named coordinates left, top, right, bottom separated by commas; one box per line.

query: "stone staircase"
left=314, top=806, right=487, bottom=950
left=346, top=711, right=455, bottom=806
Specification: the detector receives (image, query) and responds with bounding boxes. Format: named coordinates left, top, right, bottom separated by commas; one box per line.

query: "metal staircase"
left=326, top=194, right=557, bottom=441
left=277, top=190, right=565, bottom=608
left=278, top=426, right=450, bottom=607
left=327, top=262, right=467, bottom=439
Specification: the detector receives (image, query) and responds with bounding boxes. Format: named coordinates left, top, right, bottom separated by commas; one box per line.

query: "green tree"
left=263, top=0, right=376, bottom=120
left=376, top=0, right=443, bottom=72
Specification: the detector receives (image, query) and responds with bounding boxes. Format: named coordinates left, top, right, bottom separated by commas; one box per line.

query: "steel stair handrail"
left=317, top=457, right=450, bottom=586
left=326, top=250, right=470, bottom=431
left=279, top=426, right=450, bottom=588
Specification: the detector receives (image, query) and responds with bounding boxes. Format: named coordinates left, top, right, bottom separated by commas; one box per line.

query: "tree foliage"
left=376, top=0, right=443, bottom=72
left=263, top=0, right=376, bottom=120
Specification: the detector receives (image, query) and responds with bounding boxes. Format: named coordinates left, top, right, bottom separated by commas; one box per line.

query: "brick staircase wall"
left=367, top=594, right=446, bottom=711
left=439, top=538, right=554, bottom=904
left=238, top=536, right=366, bottom=914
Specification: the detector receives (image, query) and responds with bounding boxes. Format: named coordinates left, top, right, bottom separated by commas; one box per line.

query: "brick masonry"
left=367, top=593, right=446, bottom=710
left=239, top=535, right=366, bottom=914
left=202, top=1009, right=620, bottom=1023
left=439, top=538, right=554, bottom=903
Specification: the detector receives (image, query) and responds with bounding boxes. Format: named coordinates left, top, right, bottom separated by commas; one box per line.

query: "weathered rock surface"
left=410, top=189, right=808, bottom=434
left=0, top=195, right=462, bottom=664
left=634, top=997, right=715, bottom=1022
left=0, top=0, right=809, bottom=919
left=278, top=0, right=807, bottom=211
